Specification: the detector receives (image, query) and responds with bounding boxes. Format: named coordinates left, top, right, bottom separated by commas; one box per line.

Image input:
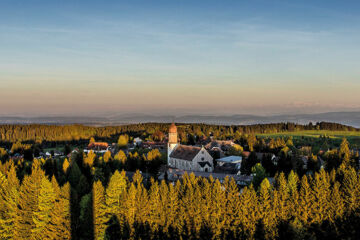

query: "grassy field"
left=256, top=130, right=360, bottom=149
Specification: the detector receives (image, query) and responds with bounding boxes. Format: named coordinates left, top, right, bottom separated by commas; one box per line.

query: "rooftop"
left=217, top=155, right=242, bottom=163
left=170, top=145, right=202, bottom=161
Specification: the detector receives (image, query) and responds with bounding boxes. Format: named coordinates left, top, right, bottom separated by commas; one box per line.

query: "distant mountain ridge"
left=1, top=112, right=360, bottom=128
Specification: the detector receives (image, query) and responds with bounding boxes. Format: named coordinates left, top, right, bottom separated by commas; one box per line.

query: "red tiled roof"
left=88, top=142, right=109, bottom=150
left=242, top=151, right=251, bottom=158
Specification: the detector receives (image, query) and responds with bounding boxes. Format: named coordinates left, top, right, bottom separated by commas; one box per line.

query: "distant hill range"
left=1, top=112, right=360, bottom=128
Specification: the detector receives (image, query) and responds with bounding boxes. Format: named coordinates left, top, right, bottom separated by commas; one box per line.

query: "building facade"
left=167, top=123, right=214, bottom=172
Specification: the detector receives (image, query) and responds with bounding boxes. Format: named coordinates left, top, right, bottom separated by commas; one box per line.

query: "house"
left=167, top=123, right=214, bottom=172
left=205, top=140, right=235, bottom=152
left=53, top=150, right=63, bottom=157
left=133, top=137, right=143, bottom=146
left=216, top=156, right=242, bottom=168
left=242, top=151, right=251, bottom=159
left=85, top=142, right=109, bottom=153
left=215, top=155, right=242, bottom=174
left=142, top=141, right=166, bottom=150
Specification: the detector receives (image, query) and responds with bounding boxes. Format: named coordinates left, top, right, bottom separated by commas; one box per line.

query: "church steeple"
left=167, top=122, right=178, bottom=167
left=168, top=122, right=177, bottom=144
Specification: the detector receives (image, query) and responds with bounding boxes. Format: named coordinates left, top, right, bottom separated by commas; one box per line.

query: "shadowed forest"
left=0, top=123, right=360, bottom=239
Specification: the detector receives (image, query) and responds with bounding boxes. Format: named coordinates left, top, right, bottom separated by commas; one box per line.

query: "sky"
left=1, top=0, right=360, bottom=116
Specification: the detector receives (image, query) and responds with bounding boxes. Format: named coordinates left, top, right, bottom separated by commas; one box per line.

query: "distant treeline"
left=0, top=122, right=358, bottom=143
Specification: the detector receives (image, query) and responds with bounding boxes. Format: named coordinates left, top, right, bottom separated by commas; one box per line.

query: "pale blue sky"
left=1, top=0, right=359, bottom=116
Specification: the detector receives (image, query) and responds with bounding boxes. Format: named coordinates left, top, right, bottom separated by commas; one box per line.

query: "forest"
left=0, top=156, right=360, bottom=239
left=0, top=122, right=359, bottom=239
left=0, top=122, right=357, bottom=144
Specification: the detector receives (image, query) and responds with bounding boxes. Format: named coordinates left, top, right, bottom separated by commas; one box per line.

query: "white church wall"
left=191, top=147, right=214, bottom=172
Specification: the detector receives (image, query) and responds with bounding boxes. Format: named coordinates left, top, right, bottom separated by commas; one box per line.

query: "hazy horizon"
left=1, top=0, right=360, bottom=116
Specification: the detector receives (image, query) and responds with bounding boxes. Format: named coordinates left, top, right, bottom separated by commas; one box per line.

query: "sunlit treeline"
left=1, top=159, right=360, bottom=239
left=93, top=164, right=360, bottom=240
left=0, top=122, right=356, bottom=143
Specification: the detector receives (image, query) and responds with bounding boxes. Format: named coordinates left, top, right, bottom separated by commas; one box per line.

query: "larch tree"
left=339, top=138, right=351, bottom=164
left=31, top=177, right=56, bottom=240
left=329, top=182, right=344, bottom=222
left=341, top=166, right=359, bottom=213
left=93, top=180, right=107, bottom=240
left=258, top=178, right=276, bottom=239
left=311, top=169, right=331, bottom=223
left=105, top=170, right=127, bottom=226
left=239, top=185, right=258, bottom=238
left=103, top=151, right=112, bottom=163
left=297, top=175, right=314, bottom=225
left=0, top=171, right=19, bottom=239
left=62, top=158, right=70, bottom=174
left=274, top=172, right=290, bottom=222
left=16, top=160, right=45, bottom=239
left=84, top=150, right=96, bottom=167
left=114, top=150, right=127, bottom=165
left=117, top=135, right=129, bottom=148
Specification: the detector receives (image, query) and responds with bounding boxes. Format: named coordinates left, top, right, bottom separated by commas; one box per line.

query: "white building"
left=133, top=137, right=143, bottom=146
left=217, top=156, right=242, bottom=167
left=167, top=123, right=214, bottom=172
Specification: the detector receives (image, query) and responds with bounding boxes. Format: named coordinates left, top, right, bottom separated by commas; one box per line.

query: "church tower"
left=167, top=122, right=178, bottom=165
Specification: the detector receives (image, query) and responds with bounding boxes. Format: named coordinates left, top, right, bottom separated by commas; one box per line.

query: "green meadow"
left=256, top=130, right=360, bottom=150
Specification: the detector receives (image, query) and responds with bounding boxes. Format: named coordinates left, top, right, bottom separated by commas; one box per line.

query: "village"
left=2, top=122, right=354, bottom=189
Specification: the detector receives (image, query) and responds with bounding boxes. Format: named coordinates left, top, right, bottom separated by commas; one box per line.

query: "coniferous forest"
left=0, top=123, right=359, bottom=239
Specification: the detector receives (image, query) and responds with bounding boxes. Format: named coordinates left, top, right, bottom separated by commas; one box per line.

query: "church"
left=167, top=123, right=214, bottom=172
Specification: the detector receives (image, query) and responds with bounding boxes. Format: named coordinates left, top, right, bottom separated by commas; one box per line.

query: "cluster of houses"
left=3, top=123, right=359, bottom=188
